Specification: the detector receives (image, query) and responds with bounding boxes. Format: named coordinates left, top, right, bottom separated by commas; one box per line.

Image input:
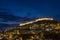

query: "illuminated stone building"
left=0, top=18, right=60, bottom=40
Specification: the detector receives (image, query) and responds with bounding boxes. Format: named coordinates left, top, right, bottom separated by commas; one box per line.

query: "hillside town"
left=0, top=18, right=60, bottom=40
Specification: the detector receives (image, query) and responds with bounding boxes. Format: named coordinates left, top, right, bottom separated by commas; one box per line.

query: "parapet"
left=19, top=18, right=54, bottom=26
left=35, top=18, right=54, bottom=21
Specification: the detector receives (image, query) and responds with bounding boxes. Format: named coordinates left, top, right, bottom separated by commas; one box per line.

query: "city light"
left=0, top=18, right=60, bottom=40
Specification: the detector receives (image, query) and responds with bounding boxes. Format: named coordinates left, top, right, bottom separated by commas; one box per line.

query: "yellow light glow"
left=35, top=18, right=54, bottom=21
left=20, top=21, right=35, bottom=26
left=55, top=26, right=60, bottom=29
left=19, top=18, right=54, bottom=26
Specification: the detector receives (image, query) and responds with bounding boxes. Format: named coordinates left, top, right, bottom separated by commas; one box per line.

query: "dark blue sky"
left=0, top=0, right=60, bottom=30
left=0, top=0, right=60, bottom=21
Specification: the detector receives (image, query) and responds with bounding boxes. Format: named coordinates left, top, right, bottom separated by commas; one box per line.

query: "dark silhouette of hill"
left=0, top=11, right=33, bottom=30
left=0, top=23, right=19, bottom=30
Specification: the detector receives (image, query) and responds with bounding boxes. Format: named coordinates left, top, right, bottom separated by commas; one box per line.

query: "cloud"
left=0, top=8, right=33, bottom=30
left=0, top=11, right=32, bottom=22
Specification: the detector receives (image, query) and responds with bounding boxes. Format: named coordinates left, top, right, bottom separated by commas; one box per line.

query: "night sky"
left=0, top=0, right=60, bottom=30
left=0, top=0, right=60, bottom=20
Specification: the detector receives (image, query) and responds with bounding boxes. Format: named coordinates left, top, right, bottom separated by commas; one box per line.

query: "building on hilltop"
left=0, top=18, right=60, bottom=40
